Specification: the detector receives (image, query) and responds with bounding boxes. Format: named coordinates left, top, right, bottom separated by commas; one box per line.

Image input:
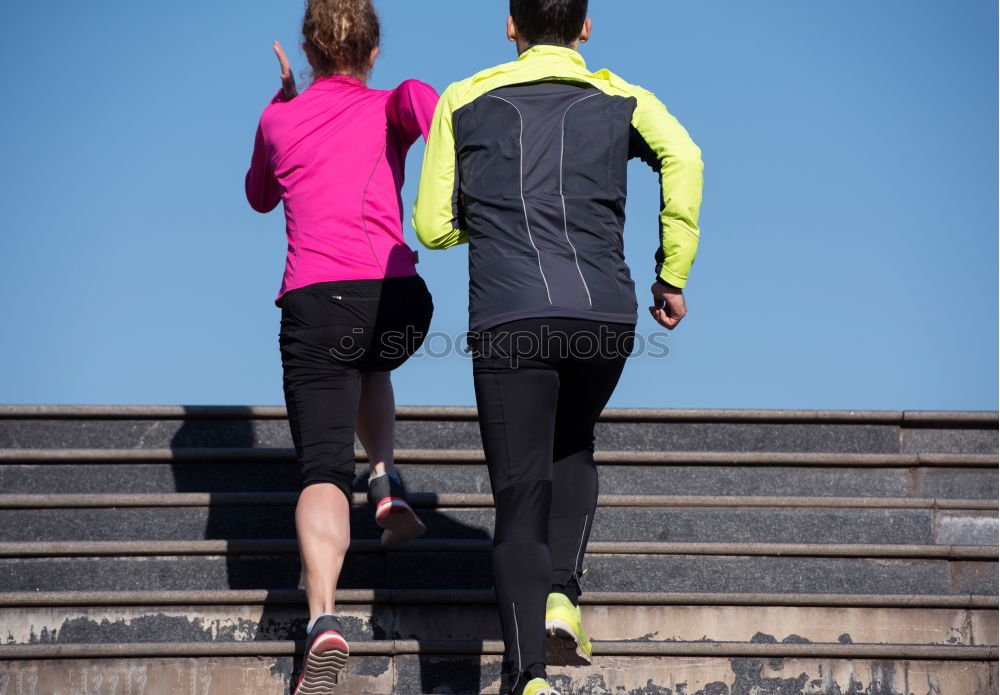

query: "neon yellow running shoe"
left=521, top=677, right=561, bottom=695
left=544, top=592, right=592, bottom=666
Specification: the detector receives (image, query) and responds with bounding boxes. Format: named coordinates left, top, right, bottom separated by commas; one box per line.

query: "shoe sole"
left=293, top=633, right=349, bottom=695
left=376, top=501, right=426, bottom=547
left=545, top=619, right=592, bottom=666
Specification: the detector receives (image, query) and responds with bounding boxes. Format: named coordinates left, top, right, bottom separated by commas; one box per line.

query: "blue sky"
left=0, top=1, right=996, bottom=409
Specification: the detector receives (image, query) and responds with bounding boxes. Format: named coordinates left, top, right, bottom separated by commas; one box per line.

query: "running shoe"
left=368, top=472, right=426, bottom=547
left=292, top=614, right=349, bottom=695
left=520, top=677, right=561, bottom=695
left=545, top=592, right=592, bottom=666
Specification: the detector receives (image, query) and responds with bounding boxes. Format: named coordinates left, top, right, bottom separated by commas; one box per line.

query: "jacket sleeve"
left=629, top=90, right=704, bottom=288
left=412, top=86, right=468, bottom=250
left=244, top=92, right=284, bottom=214
left=388, top=79, right=440, bottom=143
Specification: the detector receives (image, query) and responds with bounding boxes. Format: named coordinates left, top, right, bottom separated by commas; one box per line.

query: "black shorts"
left=279, top=275, right=433, bottom=373
left=279, top=275, right=433, bottom=496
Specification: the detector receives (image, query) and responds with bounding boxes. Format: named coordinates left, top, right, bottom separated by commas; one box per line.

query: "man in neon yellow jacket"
left=413, top=3, right=703, bottom=694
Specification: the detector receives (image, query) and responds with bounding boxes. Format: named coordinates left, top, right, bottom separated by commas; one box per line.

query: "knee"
left=300, top=458, right=356, bottom=501
left=493, top=479, right=552, bottom=545
left=553, top=429, right=595, bottom=462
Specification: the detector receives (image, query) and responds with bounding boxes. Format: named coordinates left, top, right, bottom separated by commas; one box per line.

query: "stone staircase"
left=0, top=405, right=996, bottom=695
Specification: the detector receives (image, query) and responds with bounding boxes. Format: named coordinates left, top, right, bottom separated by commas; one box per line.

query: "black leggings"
left=279, top=275, right=433, bottom=499
left=471, top=318, right=634, bottom=693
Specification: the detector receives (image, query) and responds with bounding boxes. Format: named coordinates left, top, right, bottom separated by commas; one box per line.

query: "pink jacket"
left=246, top=76, right=439, bottom=305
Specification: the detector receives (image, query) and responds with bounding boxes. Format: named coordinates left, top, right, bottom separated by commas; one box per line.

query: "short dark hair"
left=510, top=0, right=588, bottom=46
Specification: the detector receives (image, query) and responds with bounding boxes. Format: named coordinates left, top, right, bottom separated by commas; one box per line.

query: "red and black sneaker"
left=292, top=614, right=349, bottom=695
left=368, top=472, right=426, bottom=547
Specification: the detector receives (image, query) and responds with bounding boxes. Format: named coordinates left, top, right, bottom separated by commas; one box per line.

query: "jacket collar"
left=310, top=74, right=365, bottom=89
left=517, top=44, right=587, bottom=69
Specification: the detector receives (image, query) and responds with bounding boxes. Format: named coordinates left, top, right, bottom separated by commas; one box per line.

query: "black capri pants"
left=278, top=275, right=433, bottom=499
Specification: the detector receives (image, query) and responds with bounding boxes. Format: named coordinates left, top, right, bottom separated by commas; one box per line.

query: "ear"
left=506, top=15, right=518, bottom=42
left=579, top=17, right=592, bottom=43
left=368, top=46, right=380, bottom=70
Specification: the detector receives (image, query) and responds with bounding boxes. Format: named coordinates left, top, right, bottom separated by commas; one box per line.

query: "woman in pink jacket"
left=245, top=1, right=437, bottom=692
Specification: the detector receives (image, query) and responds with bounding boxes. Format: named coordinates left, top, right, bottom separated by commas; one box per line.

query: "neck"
left=516, top=40, right=579, bottom=56
left=313, top=70, right=367, bottom=84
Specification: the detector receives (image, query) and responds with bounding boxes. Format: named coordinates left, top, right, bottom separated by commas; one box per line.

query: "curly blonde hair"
left=302, top=0, right=380, bottom=80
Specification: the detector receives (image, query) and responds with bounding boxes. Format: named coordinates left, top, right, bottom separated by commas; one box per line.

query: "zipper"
left=510, top=601, right=522, bottom=694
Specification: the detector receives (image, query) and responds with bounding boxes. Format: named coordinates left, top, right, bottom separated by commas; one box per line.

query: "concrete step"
left=2, top=593, right=995, bottom=646
left=1, top=405, right=995, bottom=454
left=7, top=588, right=995, bottom=608
left=1, top=406, right=995, bottom=694
left=5, top=448, right=995, bottom=465
left=0, top=649, right=996, bottom=695
left=4, top=492, right=996, bottom=509
left=0, top=500, right=995, bottom=546
left=1, top=545, right=994, bottom=595
left=3, top=457, right=997, bottom=499
left=2, top=539, right=995, bottom=559
left=8, top=639, right=993, bottom=660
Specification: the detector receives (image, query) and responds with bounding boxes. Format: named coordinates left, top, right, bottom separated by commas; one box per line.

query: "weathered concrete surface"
left=2, top=604, right=995, bottom=649
left=0, top=656, right=388, bottom=695
left=0, top=605, right=377, bottom=644
left=545, top=656, right=999, bottom=695
left=3, top=553, right=996, bottom=596
left=0, top=656, right=994, bottom=695
left=395, top=603, right=1000, bottom=647
left=591, top=421, right=902, bottom=454
left=1, top=409, right=995, bottom=693
left=577, top=605, right=999, bottom=646
left=902, top=428, right=999, bottom=455
left=0, top=418, right=296, bottom=451
left=8, top=505, right=991, bottom=546
left=0, top=405, right=991, bottom=423
left=384, top=552, right=999, bottom=595
left=4, top=462, right=997, bottom=501
left=936, top=511, right=1000, bottom=546
left=0, top=462, right=304, bottom=495
left=2, top=416, right=994, bottom=454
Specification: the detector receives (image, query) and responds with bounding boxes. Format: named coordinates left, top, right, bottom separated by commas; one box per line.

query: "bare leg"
left=296, top=483, right=351, bottom=619
left=356, top=371, right=396, bottom=478
left=356, top=370, right=426, bottom=545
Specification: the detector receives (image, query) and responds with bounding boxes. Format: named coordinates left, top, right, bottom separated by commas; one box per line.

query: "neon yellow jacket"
left=413, top=45, right=703, bottom=331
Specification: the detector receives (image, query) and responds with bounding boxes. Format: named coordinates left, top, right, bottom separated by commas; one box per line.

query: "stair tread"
left=2, top=492, right=996, bottom=509
left=1, top=404, right=995, bottom=425
left=1, top=640, right=996, bottom=661
left=1, top=588, right=997, bottom=607
left=5, top=463, right=994, bottom=501
left=0, top=538, right=995, bottom=556
left=2, top=448, right=996, bottom=466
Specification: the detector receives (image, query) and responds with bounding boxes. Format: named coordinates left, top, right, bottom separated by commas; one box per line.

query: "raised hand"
left=273, top=41, right=298, bottom=100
